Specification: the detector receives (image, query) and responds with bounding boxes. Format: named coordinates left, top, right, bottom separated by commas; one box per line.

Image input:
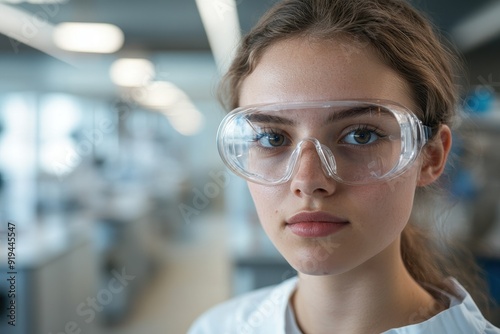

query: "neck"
left=292, top=238, right=444, bottom=334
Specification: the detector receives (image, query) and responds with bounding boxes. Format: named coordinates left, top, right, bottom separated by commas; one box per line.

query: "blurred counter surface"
left=0, top=215, right=92, bottom=270
left=0, top=185, right=167, bottom=334
left=0, top=215, right=98, bottom=334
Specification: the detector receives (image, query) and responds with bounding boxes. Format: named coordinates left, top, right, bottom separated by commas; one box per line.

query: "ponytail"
left=401, top=216, right=490, bottom=315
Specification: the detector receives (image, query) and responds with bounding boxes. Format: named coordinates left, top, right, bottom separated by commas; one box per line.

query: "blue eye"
left=342, top=128, right=380, bottom=145
left=254, top=132, right=287, bottom=147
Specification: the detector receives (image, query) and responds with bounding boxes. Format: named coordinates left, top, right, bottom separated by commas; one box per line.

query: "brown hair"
left=219, top=0, right=488, bottom=313
left=220, top=0, right=457, bottom=131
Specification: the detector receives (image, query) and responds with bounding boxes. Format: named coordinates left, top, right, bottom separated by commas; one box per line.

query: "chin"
left=285, top=252, right=353, bottom=276
left=294, top=265, right=349, bottom=277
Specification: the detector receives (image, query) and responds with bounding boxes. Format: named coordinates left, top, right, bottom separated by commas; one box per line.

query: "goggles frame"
left=217, top=99, right=432, bottom=186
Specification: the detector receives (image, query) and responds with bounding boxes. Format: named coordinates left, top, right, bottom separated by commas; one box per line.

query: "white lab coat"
left=189, top=277, right=500, bottom=334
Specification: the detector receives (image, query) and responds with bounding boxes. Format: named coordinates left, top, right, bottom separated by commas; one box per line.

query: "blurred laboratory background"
left=0, top=0, right=499, bottom=333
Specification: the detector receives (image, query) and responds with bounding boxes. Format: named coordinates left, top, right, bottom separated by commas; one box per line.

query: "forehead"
left=234, top=104, right=405, bottom=136
left=239, top=37, right=415, bottom=110
left=241, top=101, right=400, bottom=126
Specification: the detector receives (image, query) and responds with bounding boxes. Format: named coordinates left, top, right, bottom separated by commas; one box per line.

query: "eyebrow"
left=244, top=105, right=391, bottom=125
left=244, top=113, right=296, bottom=125
left=325, top=106, right=391, bottom=122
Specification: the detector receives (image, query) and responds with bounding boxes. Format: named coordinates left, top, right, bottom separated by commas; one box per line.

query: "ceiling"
left=0, top=0, right=498, bottom=88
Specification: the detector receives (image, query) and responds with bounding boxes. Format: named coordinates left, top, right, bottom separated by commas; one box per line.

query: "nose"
left=289, top=140, right=337, bottom=197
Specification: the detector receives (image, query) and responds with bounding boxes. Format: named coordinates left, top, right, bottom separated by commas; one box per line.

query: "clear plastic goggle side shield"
left=217, top=100, right=430, bottom=186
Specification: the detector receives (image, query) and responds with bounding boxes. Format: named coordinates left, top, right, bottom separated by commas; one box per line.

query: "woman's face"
left=239, top=37, right=423, bottom=276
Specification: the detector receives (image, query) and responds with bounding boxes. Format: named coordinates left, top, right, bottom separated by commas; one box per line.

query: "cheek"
left=247, top=183, right=285, bottom=221
left=247, top=183, right=295, bottom=245
left=353, top=170, right=418, bottom=236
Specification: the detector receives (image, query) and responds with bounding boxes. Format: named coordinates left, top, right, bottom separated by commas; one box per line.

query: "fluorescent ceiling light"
left=0, top=4, right=77, bottom=65
left=166, top=100, right=204, bottom=136
left=195, top=0, right=241, bottom=73
left=133, top=81, right=186, bottom=110
left=452, top=1, right=500, bottom=52
left=0, top=0, right=66, bottom=3
left=110, top=58, right=155, bottom=87
left=132, top=80, right=204, bottom=135
left=53, top=22, right=124, bottom=53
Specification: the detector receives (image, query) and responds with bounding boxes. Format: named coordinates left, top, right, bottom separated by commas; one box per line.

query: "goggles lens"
left=217, top=100, right=429, bottom=185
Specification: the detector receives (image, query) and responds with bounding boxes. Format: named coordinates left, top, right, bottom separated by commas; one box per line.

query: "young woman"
left=190, top=0, right=500, bottom=332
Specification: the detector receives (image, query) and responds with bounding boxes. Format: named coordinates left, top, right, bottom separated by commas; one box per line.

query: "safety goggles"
left=217, top=100, right=431, bottom=186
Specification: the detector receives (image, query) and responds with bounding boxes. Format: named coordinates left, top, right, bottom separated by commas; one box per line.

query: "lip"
left=286, top=211, right=349, bottom=238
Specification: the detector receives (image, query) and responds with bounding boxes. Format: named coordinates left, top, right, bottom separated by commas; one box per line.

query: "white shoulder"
left=188, top=277, right=297, bottom=334
left=384, top=278, right=500, bottom=334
